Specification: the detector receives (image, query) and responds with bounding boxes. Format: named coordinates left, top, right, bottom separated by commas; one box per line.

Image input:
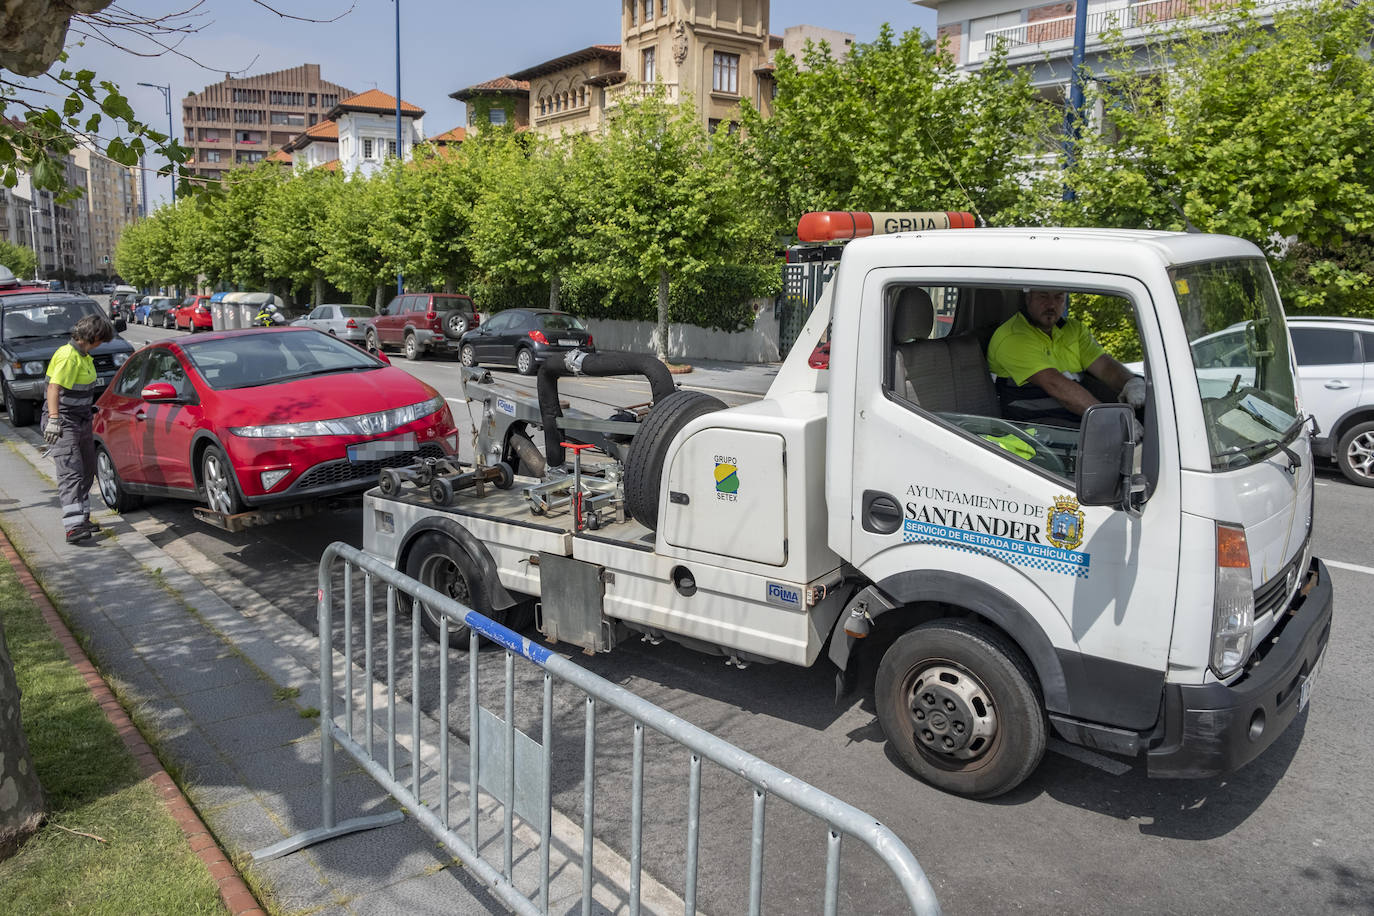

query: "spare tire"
left=624, top=390, right=726, bottom=529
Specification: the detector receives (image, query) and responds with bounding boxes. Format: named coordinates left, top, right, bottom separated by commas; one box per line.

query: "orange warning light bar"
left=796, top=210, right=976, bottom=242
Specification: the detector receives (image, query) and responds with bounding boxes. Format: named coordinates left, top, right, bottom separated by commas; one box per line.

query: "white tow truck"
left=364, top=212, right=1333, bottom=798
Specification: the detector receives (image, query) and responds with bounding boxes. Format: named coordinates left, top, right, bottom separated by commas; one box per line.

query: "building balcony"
left=605, top=81, right=680, bottom=109
left=980, top=0, right=1293, bottom=63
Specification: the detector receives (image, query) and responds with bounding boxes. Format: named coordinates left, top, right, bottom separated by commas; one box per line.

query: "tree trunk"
left=654, top=267, right=670, bottom=362
left=313, top=275, right=324, bottom=309
left=0, top=619, right=45, bottom=861
left=374, top=285, right=384, bottom=309
left=548, top=272, right=561, bottom=310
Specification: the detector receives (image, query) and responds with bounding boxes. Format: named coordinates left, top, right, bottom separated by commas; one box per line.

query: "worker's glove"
left=43, top=417, right=61, bottom=445
left=1119, top=376, right=1147, bottom=410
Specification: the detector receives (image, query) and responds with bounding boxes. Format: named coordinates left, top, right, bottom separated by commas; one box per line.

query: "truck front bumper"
left=1147, top=558, right=1332, bottom=779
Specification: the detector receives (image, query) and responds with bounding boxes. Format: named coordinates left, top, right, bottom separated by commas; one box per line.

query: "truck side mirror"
left=1076, top=403, right=1146, bottom=515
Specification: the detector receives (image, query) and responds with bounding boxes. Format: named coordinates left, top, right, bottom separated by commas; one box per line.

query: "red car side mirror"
left=141, top=382, right=181, bottom=402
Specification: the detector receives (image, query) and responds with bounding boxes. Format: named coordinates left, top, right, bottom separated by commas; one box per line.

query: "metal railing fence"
left=984, top=0, right=1209, bottom=52
left=255, top=541, right=940, bottom=915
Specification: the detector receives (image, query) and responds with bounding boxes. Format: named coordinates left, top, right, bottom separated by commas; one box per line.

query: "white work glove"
left=43, top=417, right=61, bottom=445
left=1119, top=376, right=1147, bottom=410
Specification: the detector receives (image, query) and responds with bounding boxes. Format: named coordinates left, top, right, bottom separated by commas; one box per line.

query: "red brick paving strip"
left=0, top=527, right=267, bottom=916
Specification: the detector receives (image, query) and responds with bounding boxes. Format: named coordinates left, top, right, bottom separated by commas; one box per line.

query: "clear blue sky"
left=53, top=1, right=935, bottom=209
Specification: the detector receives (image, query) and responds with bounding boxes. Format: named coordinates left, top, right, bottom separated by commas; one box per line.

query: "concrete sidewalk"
left=0, top=424, right=664, bottom=915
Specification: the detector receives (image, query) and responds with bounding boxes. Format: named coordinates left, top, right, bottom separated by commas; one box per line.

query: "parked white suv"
left=1184, top=316, right=1374, bottom=485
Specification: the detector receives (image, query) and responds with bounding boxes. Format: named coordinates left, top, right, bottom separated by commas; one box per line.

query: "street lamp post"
left=137, top=81, right=176, bottom=202
left=393, top=0, right=403, bottom=297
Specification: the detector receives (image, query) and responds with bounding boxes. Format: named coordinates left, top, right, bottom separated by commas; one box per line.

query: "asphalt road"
left=105, top=317, right=1374, bottom=914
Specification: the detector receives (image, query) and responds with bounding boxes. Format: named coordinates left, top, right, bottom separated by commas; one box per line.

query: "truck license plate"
left=1298, top=648, right=1325, bottom=711
left=348, top=433, right=418, bottom=463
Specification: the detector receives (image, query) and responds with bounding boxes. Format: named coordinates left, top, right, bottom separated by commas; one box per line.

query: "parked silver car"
left=291, top=303, right=377, bottom=342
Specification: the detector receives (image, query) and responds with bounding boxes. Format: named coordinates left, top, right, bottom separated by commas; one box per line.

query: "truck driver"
left=986, top=289, right=1146, bottom=425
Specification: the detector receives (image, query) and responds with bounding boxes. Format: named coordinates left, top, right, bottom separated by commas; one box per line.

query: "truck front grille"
left=1255, top=547, right=1306, bottom=619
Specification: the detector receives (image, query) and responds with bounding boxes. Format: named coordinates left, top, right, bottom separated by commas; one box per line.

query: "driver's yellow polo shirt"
left=987, top=312, right=1106, bottom=386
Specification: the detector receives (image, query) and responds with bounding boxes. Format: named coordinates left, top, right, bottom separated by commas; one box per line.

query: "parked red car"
left=175, top=294, right=212, bottom=332
left=92, top=327, right=459, bottom=515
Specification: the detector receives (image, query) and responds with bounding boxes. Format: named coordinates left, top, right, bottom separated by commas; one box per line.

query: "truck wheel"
left=623, top=390, right=725, bottom=529
left=3, top=383, right=35, bottom=427
left=96, top=445, right=142, bottom=512
left=405, top=532, right=509, bottom=648
left=516, top=347, right=535, bottom=376
left=875, top=619, right=1046, bottom=799
left=430, top=477, right=453, bottom=506
left=445, top=312, right=468, bottom=338
left=404, top=332, right=421, bottom=361
left=1336, top=421, right=1374, bottom=486
left=200, top=445, right=245, bottom=516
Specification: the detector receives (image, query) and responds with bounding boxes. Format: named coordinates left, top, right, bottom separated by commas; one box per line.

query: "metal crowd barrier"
left=255, top=541, right=941, bottom=915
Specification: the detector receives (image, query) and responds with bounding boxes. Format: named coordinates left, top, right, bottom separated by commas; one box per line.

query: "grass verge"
left=0, top=557, right=226, bottom=915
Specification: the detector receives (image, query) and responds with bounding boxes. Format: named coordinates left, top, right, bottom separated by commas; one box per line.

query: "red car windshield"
left=182, top=330, right=383, bottom=390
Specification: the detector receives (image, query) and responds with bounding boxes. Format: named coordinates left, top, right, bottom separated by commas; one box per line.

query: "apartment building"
left=452, top=1, right=853, bottom=137
left=182, top=63, right=354, bottom=181
left=916, top=0, right=1280, bottom=92
left=74, top=145, right=139, bottom=276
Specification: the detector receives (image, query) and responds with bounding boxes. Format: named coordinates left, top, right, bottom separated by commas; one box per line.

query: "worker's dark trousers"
left=51, top=418, right=95, bottom=534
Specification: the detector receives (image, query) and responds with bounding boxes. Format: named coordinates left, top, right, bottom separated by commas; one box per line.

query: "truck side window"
left=884, top=284, right=1146, bottom=482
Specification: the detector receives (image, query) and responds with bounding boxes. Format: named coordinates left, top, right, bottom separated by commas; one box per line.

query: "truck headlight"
left=1211, top=523, right=1255, bottom=678
left=112, top=352, right=129, bottom=366
left=22, top=360, right=45, bottom=376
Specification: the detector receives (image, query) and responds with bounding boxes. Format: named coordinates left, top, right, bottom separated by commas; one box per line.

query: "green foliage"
left=257, top=166, right=340, bottom=301
left=1059, top=0, right=1374, bottom=315
left=1, top=59, right=191, bottom=202
left=1073, top=294, right=1143, bottom=363
left=738, top=26, right=1058, bottom=231
left=0, top=241, right=38, bottom=280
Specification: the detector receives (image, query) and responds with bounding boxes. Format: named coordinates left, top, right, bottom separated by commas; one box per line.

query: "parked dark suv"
left=365, top=292, right=479, bottom=360
left=0, top=278, right=134, bottom=426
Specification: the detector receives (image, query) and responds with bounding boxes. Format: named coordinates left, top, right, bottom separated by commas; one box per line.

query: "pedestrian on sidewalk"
left=42, top=313, right=115, bottom=544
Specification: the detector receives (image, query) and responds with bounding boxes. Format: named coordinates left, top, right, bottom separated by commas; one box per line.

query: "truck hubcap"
left=905, top=663, right=997, bottom=761
left=1348, top=431, right=1374, bottom=479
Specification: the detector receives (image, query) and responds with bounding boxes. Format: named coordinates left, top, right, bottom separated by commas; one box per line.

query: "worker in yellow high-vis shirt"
left=43, top=314, right=115, bottom=544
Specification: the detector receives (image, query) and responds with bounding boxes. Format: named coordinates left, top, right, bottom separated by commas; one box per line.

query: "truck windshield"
left=1169, top=258, right=1300, bottom=470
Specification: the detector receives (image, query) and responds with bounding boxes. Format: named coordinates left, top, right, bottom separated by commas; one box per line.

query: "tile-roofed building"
left=450, top=4, right=848, bottom=138
left=283, top=89, right=424, bottom=178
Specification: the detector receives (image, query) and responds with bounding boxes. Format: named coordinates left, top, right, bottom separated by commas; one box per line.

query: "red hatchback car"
left=93, top=327, right=459, bottom=515
left=175, top=294, right=212, bottom=332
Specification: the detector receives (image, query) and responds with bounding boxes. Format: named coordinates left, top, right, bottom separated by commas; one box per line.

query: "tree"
left=0, top=241, right=37, bottom=280
left=468, top=133, right=582, bottom=308
left=318, top=171, right=398, bottom=307
left=1058, top=0, right=1374, bottom=315
left=257, top=165, right=341, bottom=305
left=737, top=26, right=1057, bottom=232
left=0, top=618, right=44, bottom=860
left=574, top=90, right=776, bottom=359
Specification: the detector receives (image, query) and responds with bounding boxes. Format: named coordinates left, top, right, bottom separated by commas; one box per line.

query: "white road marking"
left=1324, top=558, right=1374, bottom=576
left=1047, top=739, right=1134, bottom=775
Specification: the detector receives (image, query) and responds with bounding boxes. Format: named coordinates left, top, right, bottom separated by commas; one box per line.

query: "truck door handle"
left=1323, top=380, right=1350, bottom=390
left=861, top=490, right=904, bottom=535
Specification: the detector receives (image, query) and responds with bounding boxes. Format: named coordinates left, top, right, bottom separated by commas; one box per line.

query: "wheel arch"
left=1328, top=406, right=1374, bottom=449
left=396, top=517, right=518, bottom=612
left=833, top=570, right=1069, bottom=714
left=189, top=430, right=232, bottom=492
